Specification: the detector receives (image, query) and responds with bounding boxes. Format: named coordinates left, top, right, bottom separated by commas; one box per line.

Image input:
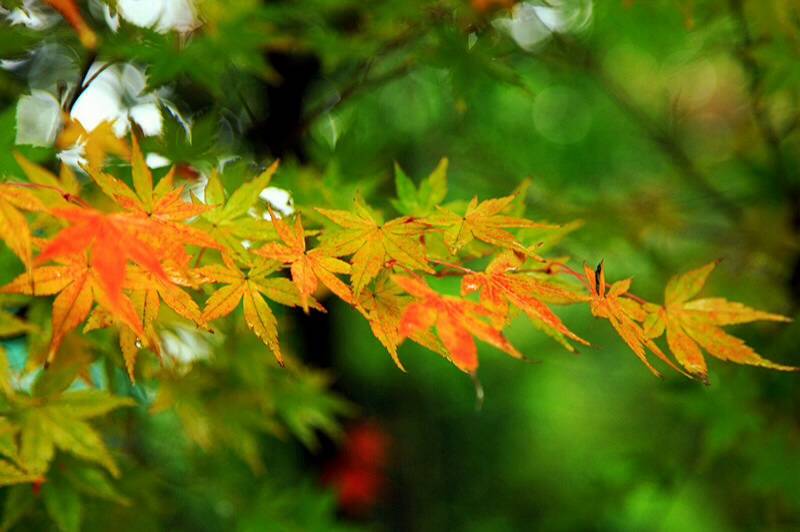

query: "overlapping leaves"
left=0, top=133, right=795, bottom=392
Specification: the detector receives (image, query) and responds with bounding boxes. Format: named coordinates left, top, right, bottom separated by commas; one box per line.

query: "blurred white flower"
left=56, top=141, right=87, bottom=168
left=15, top=90, right=62, bottom=146
left=4, top=0, right=60, bottom=30
left=71, top=63, right=164, bottom=137
left=494, top=0, right=593, bottom=52
left=110, top=0, right=199, bottom=33
left=161, top=325, right=213, bottom=367
left=260, top=187, right=295, bottom=218
left=146, top=152, right=171, bottom=169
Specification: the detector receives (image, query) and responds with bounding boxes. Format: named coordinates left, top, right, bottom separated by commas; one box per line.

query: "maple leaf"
left=426, top=194, right=555, bottom=255
left=0, top=184, right=47, bottom=270
left=124, top=265, right=206, bottom=327
left=254, top=207, right=352, bottom=312
left=462, top=251, right=589, bottom=352
left=0, top=255, right=148, bottom=363
left=642, top=261, right=795, bottom=381
left=317, top=197, right=433, bottom=297
left=357, top=274, right=447, bottom=370
left=391, top=158, right=448, bottom=217
left=584, top=261, right=687, bottom=378
left=394, top=275, right=521, bottom=373
left=13, top=152, right=81, bottom=209
left=83, top=135, right=221, bottom=262
left=4, top=200, right=191, bottom=365
left=197, top=162, right=280, bottom=260
left=36, top=207, right=170, bottom=305
left=84, top=266, right=194, bottom=381
left=198, top=257, right=321, bottom=365
left=0, top=384, right=132, bottom=479
left=118, top=289, right=161, bottom=380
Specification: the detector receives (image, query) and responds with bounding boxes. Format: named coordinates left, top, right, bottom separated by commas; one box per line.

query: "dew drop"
left=471, top=373, right=484, bottom=412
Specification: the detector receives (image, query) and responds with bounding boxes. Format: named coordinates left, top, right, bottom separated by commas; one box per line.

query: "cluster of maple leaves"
left=0, top=132, right=795, bottom=386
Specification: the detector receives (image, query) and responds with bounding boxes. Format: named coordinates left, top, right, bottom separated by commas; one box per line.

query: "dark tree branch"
left=300, top=60, right=415, bottom=132
left=544, top=35, right=743, bottom=222
left=727, top=0, right=793, bottom=191
left=299, top=25, right=425, bottom=132
left=66, top=50, right=98, bottom=113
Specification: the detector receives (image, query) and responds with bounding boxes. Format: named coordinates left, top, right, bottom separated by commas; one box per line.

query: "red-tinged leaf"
left=149, top=186, right=213, bottom=221
left=394, top=276, right=520, bottom=373
left=37, top=208, right=169, bottom=307
left=462, top=251, right=588, bottom=351
left=357, top=276, right=447, bottom=370
left=1, top=254, right=144, bottom=366
left=83, top=138, right=221, bottom=265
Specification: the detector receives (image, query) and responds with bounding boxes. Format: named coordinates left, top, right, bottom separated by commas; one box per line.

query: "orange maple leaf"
left=255, top=207, right=352, bottom=313
left=462, top=251, right=589, bottom=352
left=357, top=274, right=447, bottom=370
left=643, top=261, right=796, bottom=381
left=1, top=255, right=149, bottom=363
left=36, top=207, right=170, bottom=315
left=394, top=275, right=521, bottom=373
left=84, top=135, right=220, bottom=262
left=584, top=262, right=687, bottom=378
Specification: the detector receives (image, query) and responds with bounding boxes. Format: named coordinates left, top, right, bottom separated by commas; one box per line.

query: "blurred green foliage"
left=1, top=0, right=800, bottom=530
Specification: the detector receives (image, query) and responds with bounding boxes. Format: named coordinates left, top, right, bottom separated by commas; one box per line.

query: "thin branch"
left=66, top=50, right=98, bottom=112
left=300, top=60, right=415, bottom=131
left=4, top=181, right=90, bottom=208
left=621, top=292, right=649, bottom=306
left=79, top=60, right=116, bottom=91
left=544, top=35, right=743, bottom=222
left=727, top=0, right=792, bottom=191
left=300, top=25, right=426, bottom=131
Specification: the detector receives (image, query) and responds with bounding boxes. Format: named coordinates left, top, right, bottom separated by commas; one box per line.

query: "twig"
left=544, top=35, right=743, bottom=222
left=66, top=51, right=99, bottom=112
left=300, top=24, right=425, bottom=130
left=79, top=60, right=116, bottom=92
left=727, top=0, right=792, bottom=191
left=300, top=60, right=415, bottom=131
left=621, top=292, right=649, bottom=306
left=4, top=182, right=90, bottom=208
